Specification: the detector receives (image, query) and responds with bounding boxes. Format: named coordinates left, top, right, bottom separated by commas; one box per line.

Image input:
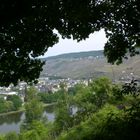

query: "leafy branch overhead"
left=0, top=0, right=140, bottom=86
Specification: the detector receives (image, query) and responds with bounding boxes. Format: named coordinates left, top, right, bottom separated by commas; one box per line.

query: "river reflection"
left=0, top=112, right=24, bottom=125
left=0, top=105, right=55, bottom=134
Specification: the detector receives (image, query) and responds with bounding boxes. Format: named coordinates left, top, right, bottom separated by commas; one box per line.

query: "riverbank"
left=0, top=104, right=55, bottom=134
left=0, top=108, right=25, bottom=117
left=0, top=103, right=56, bottom=117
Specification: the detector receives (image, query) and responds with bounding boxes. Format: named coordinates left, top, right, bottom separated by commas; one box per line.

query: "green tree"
left=4, top=132, right=19, bottom=140
left=0, top=98, right=14, bottom=113
left=54, top=104, right=73, bottom=134
left=58, top=104, right=140, bottom=140
left=21, top=88, right=49, bottom=138
left=29, top=120, right=49, bottom=140
left=89, top=77, right=112, bottom=108
left=52, top=87, right=74, bottom=136
left=20, top=130, right=40, bottom=140
left=7, top=95, right=22, bottom=111
left=20, top=121, right=49, bottom=140
left=25, top=87, right=38, bottom=102
left=25, top=99, right=43, bottom=124
left=38, top=92, right=65, bottom=103
left=0, top=98, right=6, bottom=113
left=4, top=101, right=14, bottom=112
left=22, top=87, right=44, bottom=130
left=0, top=0, right=139, bottom=86
left=73, top=83, right=97, bottom=123
left=0, top=136, right=4, bottom=140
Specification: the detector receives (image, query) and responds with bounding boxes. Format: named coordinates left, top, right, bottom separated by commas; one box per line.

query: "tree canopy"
left=0, top=0, right=140, bottom=86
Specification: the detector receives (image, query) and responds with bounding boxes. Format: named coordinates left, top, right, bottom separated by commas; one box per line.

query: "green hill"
left=41, top=50, right=140, bottom=80
left=43, top=50, right=104, bottom=60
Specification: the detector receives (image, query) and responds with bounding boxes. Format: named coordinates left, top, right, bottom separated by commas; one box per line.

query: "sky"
left=42, top=29, right=107, bottom=57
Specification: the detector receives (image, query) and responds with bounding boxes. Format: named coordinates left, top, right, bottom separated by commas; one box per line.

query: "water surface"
left=0, top=105, right=55, bottom=134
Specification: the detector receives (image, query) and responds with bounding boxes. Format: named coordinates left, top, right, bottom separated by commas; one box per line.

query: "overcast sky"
left=42, top=29, right=107, bottom=57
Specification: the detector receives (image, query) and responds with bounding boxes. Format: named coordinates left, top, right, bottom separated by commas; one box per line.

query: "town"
left=0, top=77, right=89, bottom=102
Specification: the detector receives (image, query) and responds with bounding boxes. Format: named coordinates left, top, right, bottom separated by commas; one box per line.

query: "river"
left=0, top=105, right=55, bottom=134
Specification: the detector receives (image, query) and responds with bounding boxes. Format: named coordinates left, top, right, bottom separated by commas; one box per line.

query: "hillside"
left=41, top=50, right=140, bottom=80
left=42, top=50, right=104, bottom=60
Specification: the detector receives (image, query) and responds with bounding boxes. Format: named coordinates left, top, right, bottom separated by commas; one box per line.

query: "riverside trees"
left=0, top=95, right=22, bottom=113
left=0, top=77, right=140, bottom=139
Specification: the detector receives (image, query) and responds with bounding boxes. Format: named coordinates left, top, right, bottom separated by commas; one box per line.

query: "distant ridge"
left=41, top=50, right=140, bottom=80
left=43, top=50, right=104, bottom=60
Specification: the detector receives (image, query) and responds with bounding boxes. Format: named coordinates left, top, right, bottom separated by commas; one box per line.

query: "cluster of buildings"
left=118, top=70, right=140, bottom=84
left=0, top=77, right=89, bottom=101
left=34, top=77, right=89, bottom=93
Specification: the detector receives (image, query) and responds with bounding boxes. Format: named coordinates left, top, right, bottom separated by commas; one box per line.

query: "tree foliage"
left=0, top=77, right=140, bottom=139
left=7, top=95, right=22, bottom=110
left=25, top=87, right=38, bottom=102
left=22, top=87, right=44, bottom=130
left=89, top=77, right=112, bottom=107
left=4, top=132, right=19, bottom=140
left=25, top=99, right=43, bottom=124
left=38, top=92, right=64, bottom=103
left=0, top=0, right=139, bottom=86
left=58, top=104, right=140, bottom=140
left=0, top=97, right=15, bottom=113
